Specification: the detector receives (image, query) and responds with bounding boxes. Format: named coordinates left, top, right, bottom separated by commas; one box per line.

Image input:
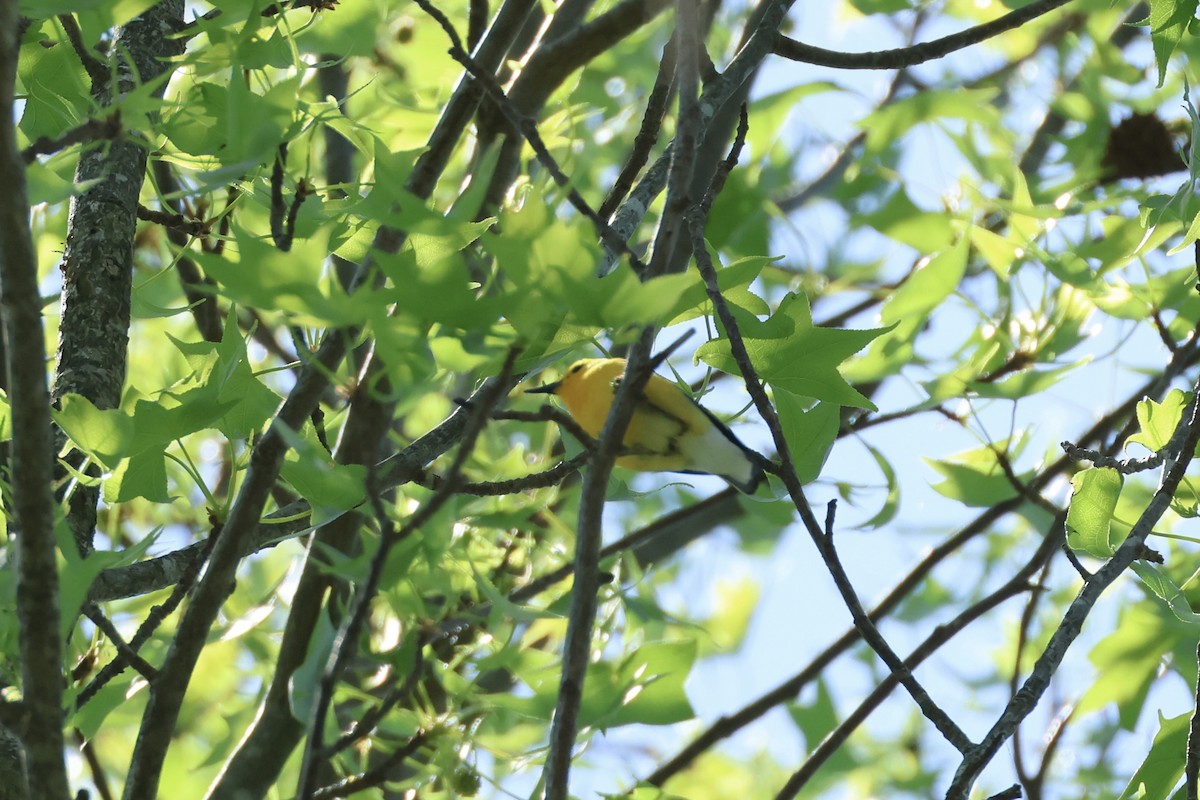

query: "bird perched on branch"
left=527, top=358, right=767, bottom=493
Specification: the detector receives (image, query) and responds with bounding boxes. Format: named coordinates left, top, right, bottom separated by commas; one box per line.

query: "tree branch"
left=820, top=500, right=973, bottom=753
left=294, top=349, right=521, bottom=798
left=21, top=113, right=122, bottom=163
left=0, top=6, right=69, bottom=796
left=542, top=329, right=691, bottom=799
left=947, top=386, right=1200, bottom=797
left=599, top=0, right=796, bottom=275
left=52, top=0, right=186, bottom=557
left=772, top=0, right=1074, bottom=69
left=1189, top=642, right=1200, bottom=800
left=414, top=0, right=649, bottom=272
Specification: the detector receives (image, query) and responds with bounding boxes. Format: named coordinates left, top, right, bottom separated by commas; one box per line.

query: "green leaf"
left=1132, top=562, right=1200, bottom=625
left=378, top=244, right=501, bottom=329
left=289, top=604, right=338, bottom=724
left=859, top=442, right=900, bottom=529
left=278, top=426, right=367, bottom=518
left=1144, top=0, right=1199, bottom=86
left=696, top=292, right=890, bottom=411
left=861, top=88, right=1001, bottom=157
left=969, top=225, right=1022, bottom=276
left=1077, top=602, right=1169, bottom=725
left=787, top=679, right=858, bottom=779
left=1127, top=389, right=1189, bottom=454
left=925, top=437, right=1031, bottom=507
left=167, top=322, right=282, bottom=439
left=881, top=236, right=968, bottom=324
left=487, top=193, right=696, bottom=331
left=495, top=640, right=696, bottom=729
left=195, top=224, right=369, bottom=327
left=0, top=393, right=10, bottom=442
left=53, top=395, right=136, bottom=467
left=1118, top=711, right=1188, bottom=798
left=747, top=81, right=843, bottom=156
left=697, top=579, right=759, bottom=654
left=73, top=674, right=139, bottom=741
left=602, top=641, right=696, bottom=727
left=99, top=379, right=240, bottom=503
left=859, top=188, right=957, bottom=254
left=968, top=359, right=1091, bottom=400
left=666, top=254, right=775, bottom=325
left=775, top=394, right=837, bottom=485
left=57, top=525, right=158, bottom=644
left=16, top=32, right=91, bottom=142
left=1065, top=467, right=1123, bottom=558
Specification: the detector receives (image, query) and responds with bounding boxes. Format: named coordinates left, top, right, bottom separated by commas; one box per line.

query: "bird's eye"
left=570, top=364, right=584, bottom=374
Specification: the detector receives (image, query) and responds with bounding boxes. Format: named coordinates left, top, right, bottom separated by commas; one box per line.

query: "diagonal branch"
left=947, top=386, right=1200, bottom=798
left=820, top=501, right=973, bottom=753
left=687, top=109, right=978, bottom=766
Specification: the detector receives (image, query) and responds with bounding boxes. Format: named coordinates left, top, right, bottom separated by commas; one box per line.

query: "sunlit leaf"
left=697, top=293, right=890, bottom=410
left=1066, top=467, right=1123, bottom=558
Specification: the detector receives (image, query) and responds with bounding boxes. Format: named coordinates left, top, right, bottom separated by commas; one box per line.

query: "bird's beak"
left=526, top=381, right=561, bottom=395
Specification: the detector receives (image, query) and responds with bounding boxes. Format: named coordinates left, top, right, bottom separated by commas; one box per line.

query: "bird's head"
left=526, top=358, right=627, bottom=413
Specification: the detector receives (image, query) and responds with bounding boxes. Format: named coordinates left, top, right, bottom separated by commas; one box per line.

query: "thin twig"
left=686, top=112, right=979, bottom=760
left=75, top=728, right=116, bottom=800
left=326, top=634, right=428, bottom=756
left=494, top=405, right=596, bottom=451
left=983, top=787, right=1023, bottom=800
left=136, top=202, right=210, bottom=238
left=1032, top=702, right=1075, bottom=794
left=842, top=403, right=960, bottom=435
left=772, top=0, right=1073, bottom=69
left=771, top=574, right=1037, bottom=798
left=309, top=732, right=428, bottom=800
left=773, top=492, right=1070, bottom=797
left=986, top=445, right=1090, bottom=581
left=1010, top=563, right=1050, bottom=794
left=81, top=607, right=158, bottom=682
left=78, top=521, right=221, bottom=707
left=644, top=341, right=1200, bottom=786
left=1060, top=440, right=1164, bottom=474
left=644, top=0, right=702, bottom=279
left=821, top=500, right=973, bottom=752
left=599, top=37, right=676, bottom=220
left=269, top=143, right=311, bottom=251
left=22, top=113, right=122, bottom=163
left=416, top=451, right=591, bottom=495
left=598, top=0, right=795, bottom=275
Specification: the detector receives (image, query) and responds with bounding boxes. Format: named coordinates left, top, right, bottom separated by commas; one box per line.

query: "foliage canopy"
left=8, top=0, right=1200, bottom=799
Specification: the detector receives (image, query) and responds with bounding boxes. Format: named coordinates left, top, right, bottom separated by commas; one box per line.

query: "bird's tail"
left=724, top=450, right=770, bottom=494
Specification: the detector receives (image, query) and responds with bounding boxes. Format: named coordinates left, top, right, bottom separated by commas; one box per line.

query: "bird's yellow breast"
left=551, top=358, right=710, bottom=470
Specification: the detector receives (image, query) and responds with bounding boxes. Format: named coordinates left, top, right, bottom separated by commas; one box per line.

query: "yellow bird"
left=527, top=358, right=767, bottom=493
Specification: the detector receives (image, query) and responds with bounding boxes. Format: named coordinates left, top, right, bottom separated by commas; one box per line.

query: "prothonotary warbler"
left=527, top=358, right=767, bottom=493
